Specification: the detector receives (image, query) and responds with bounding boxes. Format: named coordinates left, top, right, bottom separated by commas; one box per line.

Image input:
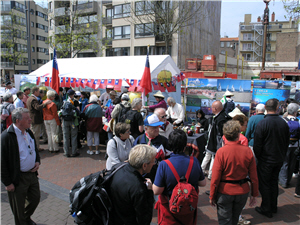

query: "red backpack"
left=165, top=157, right=198, bottom=215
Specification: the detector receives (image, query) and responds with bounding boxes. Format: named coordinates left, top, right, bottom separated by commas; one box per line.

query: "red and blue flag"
left=50, top=48, right=60, bottom=93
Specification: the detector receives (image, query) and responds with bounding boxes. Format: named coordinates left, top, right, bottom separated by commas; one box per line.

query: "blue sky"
left=221, top=0, right=289, bottom=37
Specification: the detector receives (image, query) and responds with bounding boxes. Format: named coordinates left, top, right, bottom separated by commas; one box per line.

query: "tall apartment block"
left=238, top=13, right=298, bottom=62
left=1, top=1, right=49, bottom=80
left=48, top=0, right=221, bottom=70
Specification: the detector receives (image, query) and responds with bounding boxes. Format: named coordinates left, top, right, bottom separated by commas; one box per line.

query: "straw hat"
left=228, top=107, right=244, bottom=118
left=223, top=90, right=234, bottom=97
left=153, top=91, right=165, bottom=98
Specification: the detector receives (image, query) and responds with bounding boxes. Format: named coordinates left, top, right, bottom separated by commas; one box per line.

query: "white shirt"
left=99, top=92, right=110, bottom=106
left=6, top=87, right=17, bottom=95
left=166, top=103, right=185, bottom=124
left=13, top=124, right=36, bottom=172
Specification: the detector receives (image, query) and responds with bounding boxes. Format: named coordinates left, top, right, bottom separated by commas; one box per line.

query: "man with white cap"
left=99, top=85, right=114, bottom=108
left=133, top=114, right=169, bottom=182
left=245, top=104, right=265, bottom=148
left=222, top=91, right=235, bottom=114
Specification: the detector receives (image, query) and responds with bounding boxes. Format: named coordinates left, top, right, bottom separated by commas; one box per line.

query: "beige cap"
left=153, top=91, right=165, bottom=98
left=223, top=90, right=234, bottom=97
left=228, top=107, right=244, bottom=118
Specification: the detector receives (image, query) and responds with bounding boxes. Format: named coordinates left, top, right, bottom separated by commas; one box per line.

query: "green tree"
left=282, top=0, right=300, bottom=22
left=1, top=10, right=28, bottom=74
left=126, top=0, right=208, bottom=54
left=46, top=0, right=107, bottom=58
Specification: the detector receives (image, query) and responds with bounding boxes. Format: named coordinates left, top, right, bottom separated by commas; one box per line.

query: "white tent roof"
left=29, top=55, right=180, bottom=81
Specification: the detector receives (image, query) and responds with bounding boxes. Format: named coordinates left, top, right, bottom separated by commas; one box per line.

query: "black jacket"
left=109, top=163, right=154, bottom=225
left=1, top=125, right=40, bottom=187
left=197, top=117, right=209, bottom=131
left=207, top=109, right=231, bottom=153
left=253, top=114, right=290, bottom=164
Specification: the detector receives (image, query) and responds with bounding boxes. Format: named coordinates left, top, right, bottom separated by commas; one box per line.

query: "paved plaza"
left=1, top=140, right=300, bottom=225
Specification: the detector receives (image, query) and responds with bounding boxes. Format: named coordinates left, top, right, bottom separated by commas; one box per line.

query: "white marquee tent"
left=27, top=55, right=182, bottom=102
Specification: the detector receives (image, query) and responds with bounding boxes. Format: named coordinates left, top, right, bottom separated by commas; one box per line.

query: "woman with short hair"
left=128, top=98, right=144, bottom=139
left=83, top=94, right=102, bottom=155
left=106, top=122, right=135, bottom=170
left=209, top=120, right=259, bottom=225
left=43, top=90, right=61, bottom=153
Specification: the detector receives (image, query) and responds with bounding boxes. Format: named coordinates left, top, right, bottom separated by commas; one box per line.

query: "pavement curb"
left=39, top=178, right=70, bottom=203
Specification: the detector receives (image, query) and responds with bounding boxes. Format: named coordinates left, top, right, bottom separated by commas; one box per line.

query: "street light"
left=262, top=0, right=271, bottom=71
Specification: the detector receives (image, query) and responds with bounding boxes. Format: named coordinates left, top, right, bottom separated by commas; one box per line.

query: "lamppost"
left=262, top=0, right=271, bottom=71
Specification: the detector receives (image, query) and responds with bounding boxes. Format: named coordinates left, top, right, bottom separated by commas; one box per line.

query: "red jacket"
left=43, top=99, right=60, bottom=126
left=210, top=141, right=259, bottom=201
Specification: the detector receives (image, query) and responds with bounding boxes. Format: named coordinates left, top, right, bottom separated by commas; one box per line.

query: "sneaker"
left=87, top=150, right=94, bottom=155
left=238, top=217, right=251, bottom=225
left=95, top=150, right=100, bottom=155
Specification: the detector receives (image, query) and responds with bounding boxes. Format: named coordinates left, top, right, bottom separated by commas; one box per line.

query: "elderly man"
left=154, top=107, right=173, bottom=138
left=5, top=81, right=17, bottom=95
left=14, top=91, right=25, bottom=108
left=201, top=100, right=231, bottom=181
left=27, top=87, right=51, bottom=151
left=279, top=103, right=300, bottom=188
left=1, top=108, right=41, bottom=225
left=108, top=145, right=156, bottom=225
left=245, top=103, right=265, bottom=148
left=0, top=93, right=15, bottom=131
left=254, top=98, right=290, bottom=218
left=133, top=114, right=169, bottom=182
left=99, top=85, right=114, bottom=108
left=166, top=97, right=185, bottom=125
left=22, top=87, right=31, bottom=108
left=111, top=93, right=131, bottom=132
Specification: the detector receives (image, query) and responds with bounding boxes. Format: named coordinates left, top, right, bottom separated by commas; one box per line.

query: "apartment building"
left=238, top=13, right=298, bottom=62
left=49, top=0, right=221, bottom=70
left=220, top=36, right=239, bottom=58
left=1, top=1, right=49, bottom=80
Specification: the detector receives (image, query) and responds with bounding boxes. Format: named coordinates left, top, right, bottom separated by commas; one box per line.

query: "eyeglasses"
left=160, top=115, right=167, bottom=118
left=125, top=130, right=131, bottom=134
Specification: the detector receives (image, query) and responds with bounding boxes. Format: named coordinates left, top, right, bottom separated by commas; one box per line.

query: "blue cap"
left=144, top=114, right=164, bottom=127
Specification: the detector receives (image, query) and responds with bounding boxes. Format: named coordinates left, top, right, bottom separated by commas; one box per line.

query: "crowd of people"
left=1, top=81, right=300, bottom=225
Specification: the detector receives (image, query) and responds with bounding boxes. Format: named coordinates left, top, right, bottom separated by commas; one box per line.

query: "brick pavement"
left=1, top=140, right=300, bottom=224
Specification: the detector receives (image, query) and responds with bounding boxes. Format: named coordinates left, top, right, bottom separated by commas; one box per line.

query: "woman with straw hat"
left=143, top=91, right=167, bottom=112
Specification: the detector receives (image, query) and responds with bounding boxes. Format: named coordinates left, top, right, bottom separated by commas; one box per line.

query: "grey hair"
left=89, top=94, right=98, bottom=103
left=129, top=145, right=157, bottom=170
left=12, top=108, right=29, bottom=123
left=167, top=97, right=176, bottom=104
left=256, top=104, right=265, bottom=113
left=131, top=98, right=142, bottom=109
left=3, top=93, right=12, bottom=101
left=154, top=107, right=166, bottom=116
left=287, top=103, right=299, bottom=115
left=46, top=90, right=56, bottom=99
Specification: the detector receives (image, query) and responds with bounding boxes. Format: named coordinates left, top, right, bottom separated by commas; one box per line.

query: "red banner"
left=60, top=77, right=65, bottom=87
left=94, top=79, right=100, bottom=89
left=36, top=77, right=41, bottom=86
left=65, top=77, right=71, bottom=87
left=114, top=79, right=122, bottom=91
left=45, top=77, right=49, bottom=86
left=70, top=78, right=76, bottom=88
left=152, top=81, right=165, bottom=92
left=99, top=79, right=107, bottom=89
left=75, top=78, right=81, bottom=88
left=86, top=79, right=94, bottom=88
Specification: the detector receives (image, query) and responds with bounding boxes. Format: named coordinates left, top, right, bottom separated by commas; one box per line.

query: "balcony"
left=103, top=1, right=112, bottom=6
left=1, top=48, right=13, bottom=54
left=1, top=5, right=11, bottom=12
left=73, top=1, right=97, bottom=14
left=240, top=38, right=254, bottom=42
left=103, top=17, right=112, bottom=25
left=155, top=34, right=165, bottom=42
left=102, top=38, right=112, bottom=46
left=240, top=48, right=253, bottom=52
left=55, top=25, right=70, bottom=34
left=54, top=7, right=70, bottom=17
left=1, top=62, right=14, bottom=68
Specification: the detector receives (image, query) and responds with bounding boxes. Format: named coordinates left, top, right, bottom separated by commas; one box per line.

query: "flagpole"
left=142, top=45, right=150, bottom=106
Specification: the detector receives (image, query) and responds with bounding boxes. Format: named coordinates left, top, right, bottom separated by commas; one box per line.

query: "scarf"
left=145, top=132, right=155, bottom=146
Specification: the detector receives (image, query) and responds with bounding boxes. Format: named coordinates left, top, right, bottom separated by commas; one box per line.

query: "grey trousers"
left=62, top=120, right=78, bottom=155
left=279, top=147, right=297, bottom=186
left=216, top=192, right=248, bottom=225
left=8, top=172, right=40, bottom=225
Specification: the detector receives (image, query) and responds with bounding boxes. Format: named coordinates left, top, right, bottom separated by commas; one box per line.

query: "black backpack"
left=69, top=163, right=127, bottom=225
left=122, top=109, right=138, bottom=126
left=117, top=104, right=131, bottom=123
left=61, top=101, right=76, bottom=121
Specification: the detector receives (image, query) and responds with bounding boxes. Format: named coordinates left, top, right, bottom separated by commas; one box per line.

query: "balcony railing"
left=103, top=1, right=112, bottom=5
left=54, top=7, right=70, bottom=17
left=241, top=48, right=253, bottom=51
left=1, top=62, right=14, bottom=68
left=103, top=17, right=112, bottom=25
left=73, top=2, right=96, bottom=11
left=241, top=38, right=254, bottom=41
left=55, top=25, right=70, bottom=34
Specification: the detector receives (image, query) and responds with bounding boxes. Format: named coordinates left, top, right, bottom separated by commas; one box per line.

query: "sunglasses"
left=160, top=115, right=167, bottom=118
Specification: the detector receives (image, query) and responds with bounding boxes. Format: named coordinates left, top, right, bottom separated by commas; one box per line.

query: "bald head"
left=212, top=101, right=223, bottom=115
left=154, top=108, right=167, bottom=123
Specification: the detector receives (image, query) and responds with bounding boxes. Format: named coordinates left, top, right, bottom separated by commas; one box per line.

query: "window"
left=14, top=2, right=25, bottom=12
left=266, top=43, right=271, bottom=51
left=1, top=15, right=11, bottom=26
left=106, top=8, right=113, bottom=18
left=37, top=59, right=49, bottom=64
left=78, top=15, right=97, bottom=24
left=106, top=47, right=130, bottom=56
left=156, top=46, right=171, bottom=55
left=31, top=22, right=34, bottom=27
left=15, top=16, right=26, bottom=26
left=242, top=43, right=252, bottom=50
left=106, top=28, right=112, bottom=38
left=220, top=42, right=224, bottom=48
left=135, top=23, right=153, bottom=37
left=221, top=50, right=225, bottom=54
left=32, top=59, right=35, bottom=65
left=36, top=11, right=45, bottom=18
left=113, top=26, right=130, bottom=39
left=243, top=33, right=252, bottom=41
left=36, top=35, right=47, bottom=41
left=49, top=1, right=52, bottom=12
left=267, top=33, right=272, bottom=41
left=226, top=42, right=230, bottom=47
left=78, top=52, right=97, bottom=58
left=16, top=44, right=27, bottom=52
left=32, top=34, right=34, bottom=40
left=32, top=47, right=35, bottom=52
left=266, top=53, right=271, bottom=61
left=134, top=46, right=155, bottom=55
left=37, top=47, right=46, bottom=53
left=114, top=4, right=130, bottom=18
left=242, top=53, right=251, bottom=61
left=30, top=9, right=34, bottom=15
left=135, top=1, right=153, bottom=15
